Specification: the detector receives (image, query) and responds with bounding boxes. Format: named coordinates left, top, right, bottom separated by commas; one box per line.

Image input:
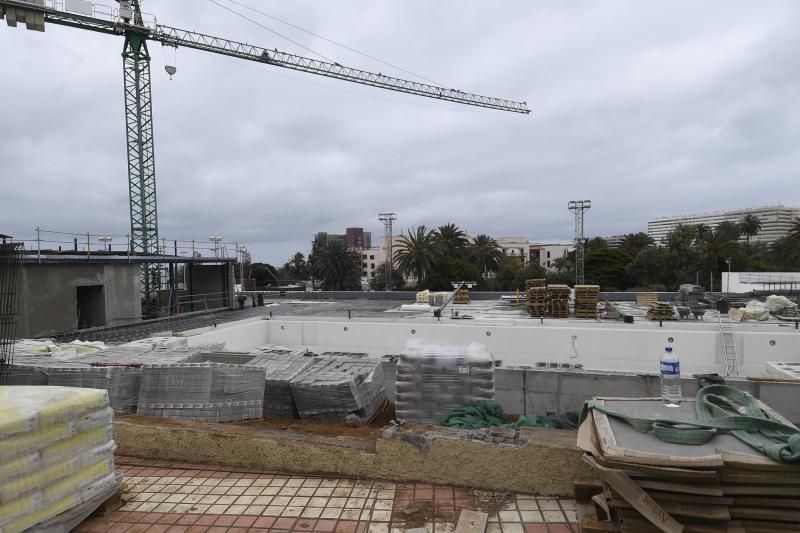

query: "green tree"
left=739, top=214, right=762, bottom=244
left=695, top=224, right=712, bottom=244
left=435, top=223, right=470, bottom=259
left=469, top=234, right=505, bottom=275
left=491, top=257, right=546, bottom=291
left=250, top=262, right=278, bottom=287
left=627, top=247, right=672, bottom=289
left=368, top=264, right=406, bottom=291
left=280, top=252, right=308, bottom=280
left=715, top=221, right=742, bottom=242
left=426, top=258, right=484, bottom=291
left=584, top=248, right=633, bottom=290
left=308, top=240, right=361, bottom=290
left=620, top=232, right=654, bottom=257
left=395, top=225, right=441, bottom=286
left=666, top=224, right=696, bottom=252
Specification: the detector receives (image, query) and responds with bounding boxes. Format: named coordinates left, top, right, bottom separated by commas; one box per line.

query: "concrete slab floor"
left=77, top=456, right=578, bottom=532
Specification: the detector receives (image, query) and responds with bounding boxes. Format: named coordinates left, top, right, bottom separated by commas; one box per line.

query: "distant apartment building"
left=648, top=205, right=800, bottom=245
left=345, top=227, right=371, bottom=249
left=603, top=235, right=625, bottom=248
left=529, top=243, right=573, bottom=271
left=313, top=232, right=346, bottom=247
left=496, top=237, right=531, bottom=264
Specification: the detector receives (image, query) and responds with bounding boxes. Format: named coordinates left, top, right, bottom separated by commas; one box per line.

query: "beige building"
left=648, top=205, right=800, bottom=245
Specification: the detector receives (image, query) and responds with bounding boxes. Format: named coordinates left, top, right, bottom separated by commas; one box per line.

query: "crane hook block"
left=165, top=65, right=177, bottom=79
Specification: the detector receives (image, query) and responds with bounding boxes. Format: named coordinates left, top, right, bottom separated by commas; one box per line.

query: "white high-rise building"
left=648, top=206, right=799, bottom=245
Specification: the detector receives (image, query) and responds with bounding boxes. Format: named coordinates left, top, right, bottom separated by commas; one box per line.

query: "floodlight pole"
left=378, top=213, right=397, bottom=291
left=568, top=200, right=591, bottom=285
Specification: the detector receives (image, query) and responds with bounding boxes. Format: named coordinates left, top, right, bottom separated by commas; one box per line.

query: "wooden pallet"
left=645, top=301, right=676, bottom=321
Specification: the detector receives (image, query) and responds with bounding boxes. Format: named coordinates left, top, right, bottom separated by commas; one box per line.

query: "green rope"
left=581, top=385, right=800, bottom=464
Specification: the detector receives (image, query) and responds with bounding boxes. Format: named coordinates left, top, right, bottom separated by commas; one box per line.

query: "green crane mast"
left=1, top=0, right=530, bottom=313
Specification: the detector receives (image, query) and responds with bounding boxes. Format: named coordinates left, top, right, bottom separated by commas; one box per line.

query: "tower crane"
left=0, top=0, right=530, bottom=311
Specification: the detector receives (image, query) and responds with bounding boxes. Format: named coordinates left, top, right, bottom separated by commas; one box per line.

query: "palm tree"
left=435, top=223, right=469, bottom=259
left=666, top=224, right=696, bottom=253
left=739, top=214, right=762, bottom=244
left=395, top=225, right=441, bottom=285
left=469, top=234, right=505, bottom=275
left=702, top=227, right=739, bottom=276
left=308, top=240, right=361, bottom=290
left=620, top=232, right=654, bottom=257
left=694, top=224, right=712, bottom=244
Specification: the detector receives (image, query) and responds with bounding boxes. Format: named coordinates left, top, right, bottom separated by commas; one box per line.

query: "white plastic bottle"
left=660, top=346, right=681, bottom=407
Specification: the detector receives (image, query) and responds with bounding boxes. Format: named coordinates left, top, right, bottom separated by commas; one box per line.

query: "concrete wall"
left=16, top=263, right=141, bottom=338
left=379, top=361, right=800, bottom=424
left=183, top=317, right=269, bottom=352
left=185, top=264, right=235, bottom=311
left=254, top=318, right=800, bottom=376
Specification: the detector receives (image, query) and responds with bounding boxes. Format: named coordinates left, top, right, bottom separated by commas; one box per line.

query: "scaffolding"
left=0, top=235, right=22, bottom=382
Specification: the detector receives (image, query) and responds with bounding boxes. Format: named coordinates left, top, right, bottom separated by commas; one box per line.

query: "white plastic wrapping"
left=395, top=339, right=495, bottom=424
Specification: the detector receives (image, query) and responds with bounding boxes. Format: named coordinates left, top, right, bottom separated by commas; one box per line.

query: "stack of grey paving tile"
left=137, top=362, right=265, bottom=422
left=395, top=339, right=495, bottom=425
left=289, top=358, right=387, bottom=422
left=47, top=366, right=142, bottom=411
left=247, top=354, right=318, bottom=418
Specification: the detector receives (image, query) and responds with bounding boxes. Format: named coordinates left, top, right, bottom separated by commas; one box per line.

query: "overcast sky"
left=2, top=1, right=799, bottom=264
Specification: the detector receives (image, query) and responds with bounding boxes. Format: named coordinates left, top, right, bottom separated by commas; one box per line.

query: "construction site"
left=3, top=1, right=800, bottom=533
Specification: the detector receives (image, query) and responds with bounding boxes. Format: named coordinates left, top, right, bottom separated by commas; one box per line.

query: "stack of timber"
left=635, top=293, right=659, bottom=307
left=577, top=391, right=800, bottom=533
left=453, top=287, right=470, bottom=304
left=549, top=284, right=571, bottom=318
left=575, top=285, right=600, bottom=318
left=525, top=278, right=546, bottom=289
left=526, top=286, right=548, bottom=317
left=646, top=301, right=676, bottom=321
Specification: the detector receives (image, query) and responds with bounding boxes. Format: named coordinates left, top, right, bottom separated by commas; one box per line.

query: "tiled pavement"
left=77, top=457, right=578, bottom=532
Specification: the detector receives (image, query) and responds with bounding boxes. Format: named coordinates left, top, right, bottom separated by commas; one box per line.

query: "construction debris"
left=577, top=387, right=800, bottom=532
left=454, top=287, right=471, bottom=304
left=0, top=386, right=120, bottom=532
left=395, top=339, right=495, bottom=425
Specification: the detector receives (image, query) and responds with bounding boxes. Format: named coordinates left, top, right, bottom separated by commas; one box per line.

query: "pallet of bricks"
left=646, top=301, right=676, bottom=321
left=576, top=388, right=800, bottom=533
left=526, top=279, right=547, bottom=316
left=0, top=386, right=121, bottom=532
left=575, top=285, right=600, bottom=319
left=549, top=284, right=571, bottom=318
left=453, top=286, right=470, bottom=304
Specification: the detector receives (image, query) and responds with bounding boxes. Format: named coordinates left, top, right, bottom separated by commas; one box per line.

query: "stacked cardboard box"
left=577, top=395, right=800, bottom=533
left=0, top=386, right=120, bottom=532
left=575, top=285, right=600, bottom=319
left=548, top=284, right=571, bottom=318
left=289, top=358, right=387, bottom=422
left=395, top=340, right=495, bottom=425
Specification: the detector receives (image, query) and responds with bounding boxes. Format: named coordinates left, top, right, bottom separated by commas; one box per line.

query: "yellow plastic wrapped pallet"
left=0, top=386, right=109, bottom=438
left=0, top=386, right=118, bottom=533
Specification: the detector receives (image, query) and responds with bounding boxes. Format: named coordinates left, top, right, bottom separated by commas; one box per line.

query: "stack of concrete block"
left=396, top=340, right=495, bottom=425
left=289, top=358, right=387, bottom=422
left=4, top=357, right=88, bottom=386
left=248, top=354, right=318, bottom=418
left=137, top=362, right=265, bottom=422
left=47, top=367, right=141, bottom=411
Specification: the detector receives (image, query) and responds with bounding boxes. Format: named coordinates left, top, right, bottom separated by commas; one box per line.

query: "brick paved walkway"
left=76, top=457, right=578, bottom=532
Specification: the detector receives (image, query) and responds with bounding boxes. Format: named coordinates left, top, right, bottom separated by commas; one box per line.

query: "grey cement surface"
left=54, top=299, right=409, bottom=343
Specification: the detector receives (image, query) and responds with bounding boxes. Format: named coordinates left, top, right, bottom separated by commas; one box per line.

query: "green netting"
left=440, top=400, right=578, bottom=429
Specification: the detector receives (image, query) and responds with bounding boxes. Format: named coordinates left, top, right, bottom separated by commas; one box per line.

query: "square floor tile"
left=263, top=505, right=285, bottom=516
left=280, top=506, right=303, bottom=517
left=537, top=499, right=560, bottom=510
left=520, top=511, right=543, bottom=522
left=542, top=511, right=565, bottom=522
left=300, top=507, right=322, bottom=518
left=320, top=508, right=341, bottom=520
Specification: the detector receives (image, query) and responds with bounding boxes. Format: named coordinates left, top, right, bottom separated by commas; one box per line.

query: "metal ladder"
left=718, top=312, right=739, bottom=376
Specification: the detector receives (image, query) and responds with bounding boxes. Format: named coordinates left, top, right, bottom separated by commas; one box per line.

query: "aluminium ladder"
left=718, top=312, right=739, bottom=376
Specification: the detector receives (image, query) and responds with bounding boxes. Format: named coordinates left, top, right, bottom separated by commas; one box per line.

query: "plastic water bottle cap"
left=665, top=347, right=673, bottom=352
